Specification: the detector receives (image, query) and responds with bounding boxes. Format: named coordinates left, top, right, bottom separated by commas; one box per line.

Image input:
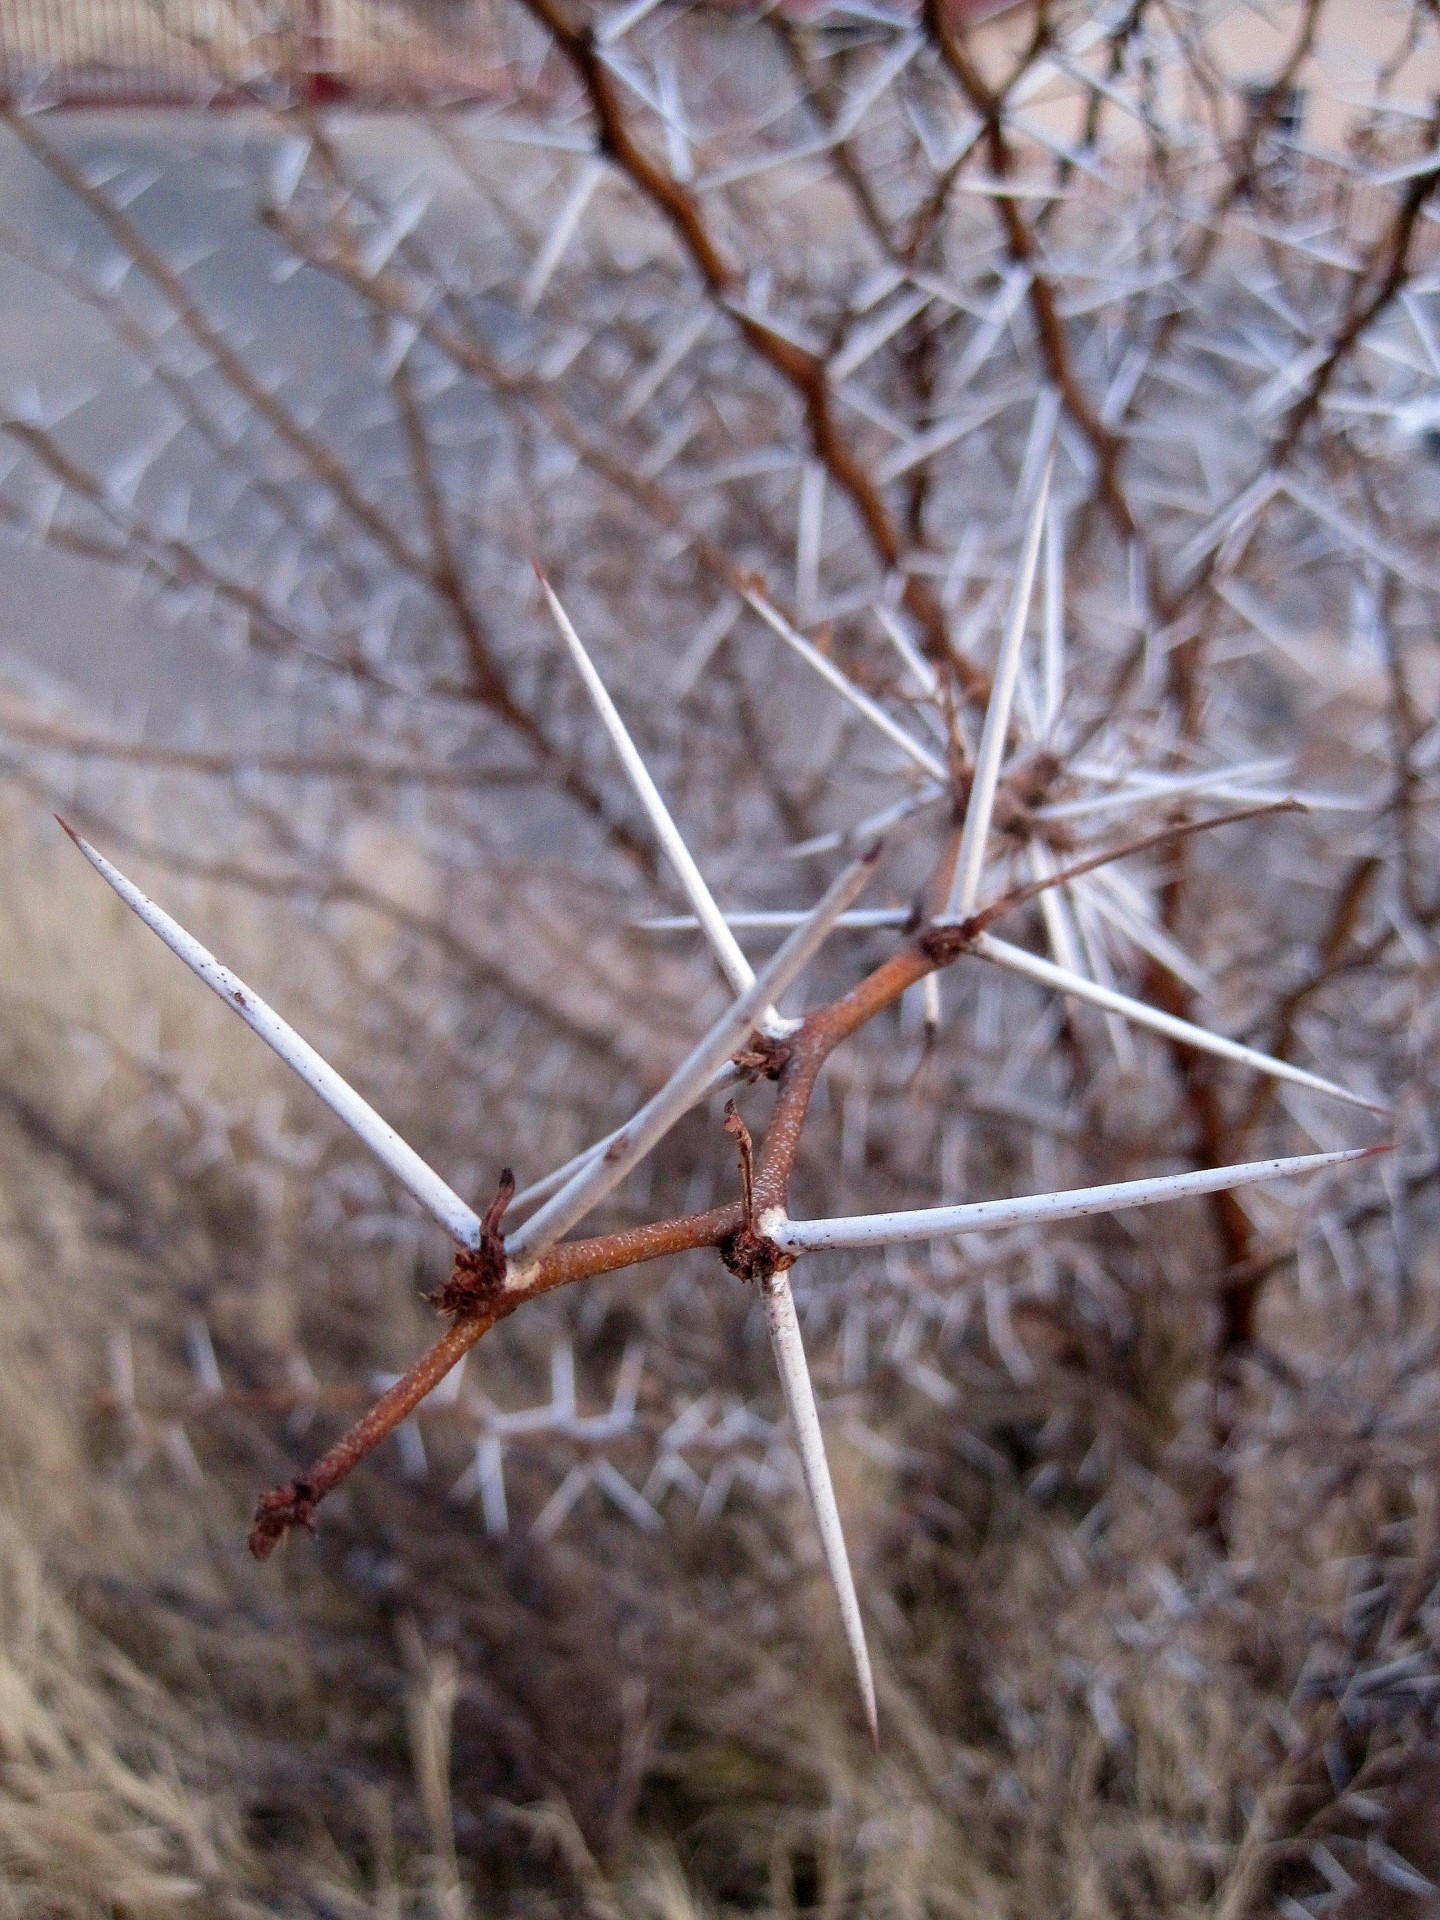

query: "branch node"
left=732, top=1031, right=793, bottom=1080
left=428, top=1168, right=515, bottom=1315
left=720, top=1224, right=795, bottom=1285
left=248, top=1478, right=317, bottom=1559
left=918, top=921, right=973, bottom=967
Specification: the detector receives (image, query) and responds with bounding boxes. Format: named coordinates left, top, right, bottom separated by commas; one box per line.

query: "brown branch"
left=248, top=1202, right=741, bottom=1553
left=388, top=347, right=509, bottom=706
left=428, top=1169, right=516, bottom=1314
left=0, top=703, right=538, bottom=788
left=246, top=869, right=1003, bottom=1556
left=1270, top=151, right=1440, bottom=467
left=963, top=798, right=1303, bottom=937
left=246, top=785, right=1332, bottom=1553
left=509, top=0, right=966, bottom=674
left=249, top=1315, right=493, bottom=1553
left=919, top=0, right=1137, bottom=541
left=750, top=942, right=935, bottom=1219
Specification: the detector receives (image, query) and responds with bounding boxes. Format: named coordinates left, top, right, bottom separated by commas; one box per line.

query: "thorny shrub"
left=0, top=1, right=1438, bottom=1913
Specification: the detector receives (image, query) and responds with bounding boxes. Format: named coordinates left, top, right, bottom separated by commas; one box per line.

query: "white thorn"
left=872, top=603, right=949, bottom=745
left=941, top=450, right=1053, bottom=921
left=832, top=286, right=932, bottom=383
left=1029, top=845, right=1133, bottom=1065
left=550, top=1338, right=576, bottom=1422
left=974, top=932, right=1387, bottom=1112
left=637, top=908, right=908, bottom=933
left=761, top=1269, right=878, bottom=1747
left=507, top=849, right=882, bottom=1263
left=770, top=1148, right=1384, bottom=1252
left=510, top=1062, right=744, bottom=1216
left=538, top=573, right=791, bottom=1032
left=783, top=787, right=944, bottom=862
left=520, top=159, right=605, bottom=312
left=921, top=970, right=941, bottom=1038
left=620, top=309, right=710, bottom=426
left=595, top=0, right=667, bottom=45
left=1078, top=867, right=1210, bottom=994
left=60, top=823, right=484, bottom=1247
left=184, top=1316, right=223, bottom=1398
left=873, top=602, right=938, bottom=698
left=610, top=1340, right=645, bottom=1421
left=743, top=590, right=948, bottom=784
left=477, top=1436, right=508, bottom=1537
left=108, top=1328, right=136, bottom=1411
left=594, top=1459, right=663, bottom=1531
left=1042, top=497, right=1065, bottom=731
left=511, top=1136, right=610, bottom=1217
left=532, top=1464, right=592, bottom=1540
left=1038, top=756, right=1294, bottom=821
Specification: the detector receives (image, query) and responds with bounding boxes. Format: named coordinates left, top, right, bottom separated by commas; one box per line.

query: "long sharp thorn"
left=507, top=848, right=882, bottom=1264
left=536, top=570, right=790, bottom=1031
left=58, top=821, right=485, bottom=1246
left=637, top=908, right=908, bottom=933
left=743, top=590, right=948, bottom=784
left=921, top=970, right=941, bottom=1040
left=766, top=1147, right=1387, bottom=1253
left=1042, top=497, right=1065, bottom=732
left=1028, top=844, right=1132, bottom=1061
left=875, top=602, right=940, bottom=695
left=761, top=1269, right=878, bottom=1747
left=974, top=932, right=1388, bottom=1113
left=1079, top=869, right=1209, bottom=993
left=941, top=450, right=1054, bottom=922
left=873, top=603, right=938, bottom=697
left=511, top=1137, right=608, bottom=1215
left=520, top=158, right=604, bottom=312
left=1042, top=758, right=1294, bottom=820
left=784, top=788, right=943, bottom=862
left=873, top=604, right=949, bottom=745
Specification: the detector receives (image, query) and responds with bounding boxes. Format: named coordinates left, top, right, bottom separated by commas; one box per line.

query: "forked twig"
left=60, top=710, right=1387, bottom=1737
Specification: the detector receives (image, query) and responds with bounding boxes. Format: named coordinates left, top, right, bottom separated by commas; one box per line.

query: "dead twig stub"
left=719, top=1099, right=793, bottom=1284
left=428, top=1169, right=516, bottom=1316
